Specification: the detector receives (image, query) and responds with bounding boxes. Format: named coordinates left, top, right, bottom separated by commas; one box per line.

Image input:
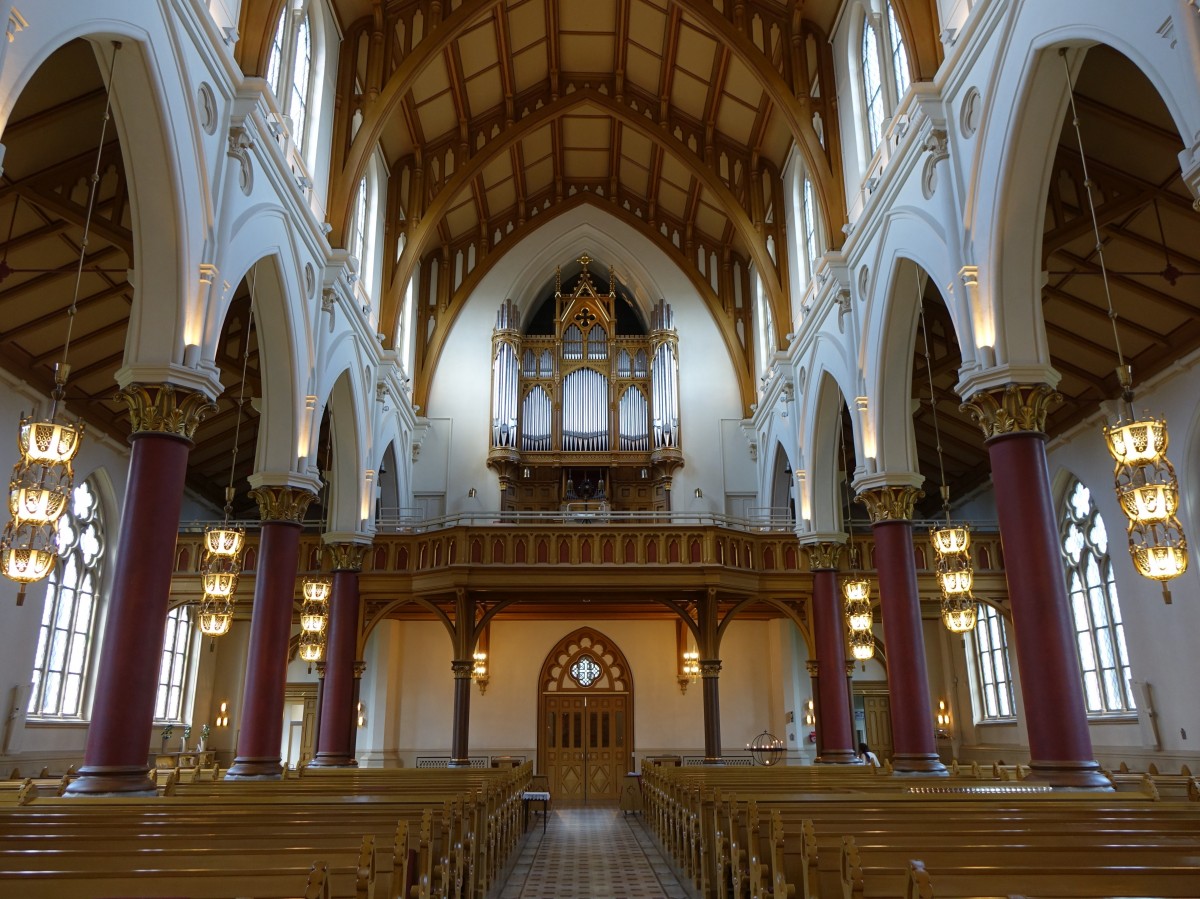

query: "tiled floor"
left=498, top=806, right=692, bottom=899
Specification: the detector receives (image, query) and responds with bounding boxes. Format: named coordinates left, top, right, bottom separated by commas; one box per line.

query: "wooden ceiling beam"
left=0, top=142, right=122, bottom=201
left=63, top=349, right=124, bottom=382
left=1073, top=93, right=1183, bottom=147
left=545, top=0, right=561, bottom=98
left=658, top=5, right=683, bottom=122
left=493, top=6, right=516, bottom=123
left=17, top=185, right=133, bottom=255
left=0, top=218, right=70, bottom=256
left=0, top=245, right=122, bottom=308
left=1055, top=247, right=1197, bottom=316
left=1042, top=284, right=1167, bottom=347
left=614, top=0, right=630, bottom=99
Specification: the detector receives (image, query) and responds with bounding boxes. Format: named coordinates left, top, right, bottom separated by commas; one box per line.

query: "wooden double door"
left=543, top=693, right=629, bottom=801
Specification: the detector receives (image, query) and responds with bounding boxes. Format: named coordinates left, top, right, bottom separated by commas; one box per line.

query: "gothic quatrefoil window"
left=570, top=654, right=602, bottom=687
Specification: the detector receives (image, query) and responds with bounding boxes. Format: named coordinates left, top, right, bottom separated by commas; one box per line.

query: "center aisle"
left=498, top=806, right=692, bottom=899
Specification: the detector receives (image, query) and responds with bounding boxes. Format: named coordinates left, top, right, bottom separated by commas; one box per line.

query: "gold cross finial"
left=578, top=253, right=592, bottom=269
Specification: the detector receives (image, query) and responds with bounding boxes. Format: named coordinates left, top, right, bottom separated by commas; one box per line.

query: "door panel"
left=544, top=693, right=628, bottom=801
left=863, top=695, right=893, bottom=761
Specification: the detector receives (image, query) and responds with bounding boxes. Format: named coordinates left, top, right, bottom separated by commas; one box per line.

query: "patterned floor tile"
left=500, top=807, right=692, bottom=899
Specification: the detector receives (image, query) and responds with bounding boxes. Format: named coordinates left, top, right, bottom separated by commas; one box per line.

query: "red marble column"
left=67, top=385, right=214, bottom=797
left=807, top=543, right=858, bottom=764
left=859, top=486, right=947, bottom=774
left=963, top=385, right=1109, bottom=790
left=312, top=544, right=368, bottom=767
left=225, top=486, right=315, bottom=780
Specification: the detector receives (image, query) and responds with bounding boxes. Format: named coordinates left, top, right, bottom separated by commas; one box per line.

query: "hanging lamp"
left=838, top=409, right=874, bottom=636
left=1, top=47, right=123, bottom=603
left=1059, top=49, right=1187, bottom=602
left=196, top=272, right=258, bottom=640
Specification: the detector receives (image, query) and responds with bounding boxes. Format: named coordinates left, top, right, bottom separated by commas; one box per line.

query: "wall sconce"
left=693, top=488, right=703, bottom=499
left=804, top=698, right=815, bottom=727
left=472, top=651, right=489, bottom=695
left=522, top=467, right=531, bottom=479
left=356, top=701, right=366, bottom=728
left=935, top=699, right=951, bottom=738
left=467, top=487, right=477, bottom=498
left=640, top=468, right=648, bottom=479
left=678, top=650, right=700, bottom=693
left=215, top=701, right=230, bottom=728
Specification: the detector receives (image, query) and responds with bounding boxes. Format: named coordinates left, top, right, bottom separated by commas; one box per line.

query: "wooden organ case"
left=487, top=255, right=683, bottom=512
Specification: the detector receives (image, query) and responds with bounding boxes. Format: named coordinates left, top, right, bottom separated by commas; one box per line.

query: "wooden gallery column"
left=856, top=483, right=946, bottom=774
left=804, top=541, right=858, bottom=763
left=67, top=384, right=216, bottom=796
left=311, top=541, right=369, bottom=766
left=449, top=588, right=477, bottom=767
left=961, top=384, right=1108, bottom=789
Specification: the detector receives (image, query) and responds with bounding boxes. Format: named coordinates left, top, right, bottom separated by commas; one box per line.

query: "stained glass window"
left=570, top=654, right=601, bottom=687
left=886, top=2, right=911, bottom=101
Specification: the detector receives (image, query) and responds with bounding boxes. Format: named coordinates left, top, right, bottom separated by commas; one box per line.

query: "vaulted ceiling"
left=2, top=13, right=1196, bottom=524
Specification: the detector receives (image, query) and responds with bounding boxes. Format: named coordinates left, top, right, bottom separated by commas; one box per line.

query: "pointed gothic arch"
left=537, top=627, right=634, bottom=801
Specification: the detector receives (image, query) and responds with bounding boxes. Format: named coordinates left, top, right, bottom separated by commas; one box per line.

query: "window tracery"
left=1060, top=478, right=1135, bottom=714
left=27, top=478, right=104, bottom=720
left=970, top=603, right=1016, bottom=721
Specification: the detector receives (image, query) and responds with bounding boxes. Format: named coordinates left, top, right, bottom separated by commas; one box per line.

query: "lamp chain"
left=57, top=43, right=122, bottom=415
left=225, top=267, right=256, bottom=519
left=916, top=272, right=951, bottom=523
left=1059, top=49, right=1130, bottom=408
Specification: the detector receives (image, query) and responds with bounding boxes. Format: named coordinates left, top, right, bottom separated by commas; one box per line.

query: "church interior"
left=0, top=0, right=1199, bottom=895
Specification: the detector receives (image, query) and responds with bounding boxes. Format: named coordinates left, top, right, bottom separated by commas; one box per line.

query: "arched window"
left=155, top=605, right=195, bottom=723
left=27, top=478, right=105, bottom=719
left=802, top=177, right=821, bottom=281
left=1060, top=478, right=1135, bottom=714
left=266, top=3, right=317, bottom=155
left=885, top=2, right=911, bottom=102
left=861, top=16, right=885, bottom=152
left=349, top=176, right=368, bottom=274
left=970, top=603, right=1016, bottom=720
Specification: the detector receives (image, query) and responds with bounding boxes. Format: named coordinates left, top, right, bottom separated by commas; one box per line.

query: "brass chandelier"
left=198, top=272, right=258, bottom=639
left=1060, top=49, right=1187, bottom=603
left=0, top=47, right=124, bottom=603
left=839, top=412, right=874, bottom=659
left=917, top=273, right=977, bottom=634
left=298, top=572, right=331, bottom=666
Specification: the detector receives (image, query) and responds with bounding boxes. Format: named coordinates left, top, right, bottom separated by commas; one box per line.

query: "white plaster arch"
left=422, top=202, right=745, bottom=510
left=213, top=221, right=313, bottom=479
left=499, top=216, right=675, bottom=327
left=1, top=12, right=212, bottom=382
left=967, top=6, right=1200, bottom=375
left=859, top=218, right=965, bottom=477
left=313, top=366, right=369, bottom=533
left=796, top=333, right=859, bottom=534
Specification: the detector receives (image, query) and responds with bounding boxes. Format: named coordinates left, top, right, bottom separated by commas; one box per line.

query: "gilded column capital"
left=315, top=661, right=326, bottom=678
left=960, top=383, right=1061, bottom=441
left=856, top=485, right=924, bottom=523
left=117, top=383, right=216, bottom=440
left=352, top=661, right=367, bottom=679
left=249, top=485, right=317, bottom=523
left=805, top=541, right=844, bottom=571
left=805, top=660, right=820, bottom=677
left=699, top=660, right=722, bottom=678
left=451, top=659, right=474, bottom=679
left=325, top=542, right=370, bottom=572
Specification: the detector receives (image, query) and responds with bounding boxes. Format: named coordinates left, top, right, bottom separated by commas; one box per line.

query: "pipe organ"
left=488, top=255, right=683, bottom=511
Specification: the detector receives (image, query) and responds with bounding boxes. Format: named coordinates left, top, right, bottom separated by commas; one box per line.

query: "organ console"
left=487, top=255, right=683, bottom=511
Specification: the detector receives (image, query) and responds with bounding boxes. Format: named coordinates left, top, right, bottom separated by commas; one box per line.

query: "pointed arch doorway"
left=538, top=627, right=634, bottom=802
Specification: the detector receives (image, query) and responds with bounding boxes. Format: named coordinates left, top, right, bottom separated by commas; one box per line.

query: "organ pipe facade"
left=486, top=255, right=683, bottom=508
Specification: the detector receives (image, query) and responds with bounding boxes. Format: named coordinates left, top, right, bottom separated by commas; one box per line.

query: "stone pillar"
left=310, top=542, right=368, bottom=767
left=67, top=385, right=215, bottom=797
left=226, top=486, right=316, bottom=780
left=700, top=660, right=723, bottom=764
left=806, top=542, right=858, bottom=764
left=448, top=659, right=473, bottom=766
left=857, top=485, right=947, bottom=775
left=962, top=384, right=1108, bottom=790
